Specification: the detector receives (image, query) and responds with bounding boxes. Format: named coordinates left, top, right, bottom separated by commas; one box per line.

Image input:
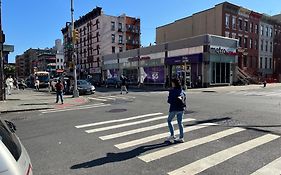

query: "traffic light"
left=72, top=29, right=79, bottom=43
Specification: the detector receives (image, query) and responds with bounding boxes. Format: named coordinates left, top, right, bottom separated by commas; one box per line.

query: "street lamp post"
left=0, top=0, right=5, bottom=101
left=70, top=0, right=79, bottom=97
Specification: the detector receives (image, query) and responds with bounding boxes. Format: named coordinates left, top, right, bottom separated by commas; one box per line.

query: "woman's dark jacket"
left=167, top=88, right=186, bottom=112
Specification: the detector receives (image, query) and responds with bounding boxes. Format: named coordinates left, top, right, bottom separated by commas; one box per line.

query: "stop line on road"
left=88, top=95, right=136, bottom=102
left=74, top=112, right=281, bottom=175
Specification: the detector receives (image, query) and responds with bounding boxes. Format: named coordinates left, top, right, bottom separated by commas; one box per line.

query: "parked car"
left=0, top=117, right=33, bottom=175
left=70, top=80, right=95, bottom=95
left=105, top=77, right=121, bottom=88
left=86, top=76, right=102, bottom=87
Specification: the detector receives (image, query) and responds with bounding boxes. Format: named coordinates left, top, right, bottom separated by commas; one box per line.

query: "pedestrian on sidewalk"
left=120, top=75, right=128, bottom=94
left=165, top=78, right=186, bottom=143
left=5, top=76, right=14, bottom=95
left=55, top=79, right=64, bottom=104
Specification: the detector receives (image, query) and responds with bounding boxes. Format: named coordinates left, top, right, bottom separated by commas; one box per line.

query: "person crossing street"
left=55, top=79, right=64, bottom=104
left=120, top=75, right=128, bottom=94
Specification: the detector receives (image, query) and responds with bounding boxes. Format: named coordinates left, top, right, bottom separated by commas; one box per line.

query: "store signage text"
left=128, top=56, right=151, bottom=62
left=210, top=46, right=237, bottom=56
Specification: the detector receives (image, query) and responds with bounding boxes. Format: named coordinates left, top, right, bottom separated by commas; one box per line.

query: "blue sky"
left=3, top=0, right=281, bottom=63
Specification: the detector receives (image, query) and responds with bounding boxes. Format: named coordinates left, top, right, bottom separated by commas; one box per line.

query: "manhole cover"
left=108, top=109, right=127, bottom=113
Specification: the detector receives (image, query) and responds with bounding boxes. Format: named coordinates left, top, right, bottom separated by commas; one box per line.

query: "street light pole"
left=71, top=0, right=79, bottom=97
left=0, top=0, right=5, bottom=101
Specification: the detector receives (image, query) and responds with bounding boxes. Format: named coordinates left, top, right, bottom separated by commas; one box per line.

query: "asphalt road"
left=2, top=86, right=281, bottom=175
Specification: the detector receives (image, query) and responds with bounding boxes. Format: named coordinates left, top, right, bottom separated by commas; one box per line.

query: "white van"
left=0, top=118, right=32, bottom=175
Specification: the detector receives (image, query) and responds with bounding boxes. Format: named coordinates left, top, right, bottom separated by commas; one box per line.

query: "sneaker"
left=165, top=135, right=175, bottom=142
left=120, top=92, right=122, bottom=94
left=126, top=91, right=128, bottom=94
left=174, top=138, right=184, bottom=143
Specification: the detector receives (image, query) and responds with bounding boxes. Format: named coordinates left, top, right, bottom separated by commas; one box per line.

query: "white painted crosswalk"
left=75, top=112, right=281, bottom=175
left=227, top=90, right=281, bottom=97
left=40, top=103, right=111, bottom=114
left=88, top=94, right=136, bottom=102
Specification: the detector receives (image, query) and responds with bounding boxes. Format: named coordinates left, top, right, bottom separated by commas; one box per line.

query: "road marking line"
left=40, top=103, right=105, bottom=112
left=100, top=118, right=196, bottom=140
left=95, top=96, right=116, bottom=100
left=138, top=127, right=245, bottom=163
left=88, top=97, right=107, bottom=102
left=114, top=95, right=136, bottom=98
left=115, top=123, right=217, bottom=149
left=250, top=156, right=281, bottom=175
left=42, top=104, right=110, bottom=114
left=75, top=113, right=163, bottom=128
left=85, top=115, right=168, bottom=133
left=167, top=134, right=280, bottom=175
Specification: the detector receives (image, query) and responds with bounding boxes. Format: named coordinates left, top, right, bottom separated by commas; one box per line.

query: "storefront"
left=165, top=53, right=203, bottom=88
left=103, top=34, right=238, bottom=88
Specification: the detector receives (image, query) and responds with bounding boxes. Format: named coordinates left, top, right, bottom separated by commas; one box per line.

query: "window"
left=119, top=35, right=123, bottom=44
left=232, top=16, right=236, bottom=29
left=243, top=55, right=247, bottom=67
left=225, top=31, right=230, bottom=38
left=112, top=46, right=115, bottom=53
left=270, top=42, right=273, bottom=52
left=96, top=45, right=100, bottom=55
left=260, top=57, right=263, bottom=69
left=238, top=36, right=242, bottom=47
left=244, top=37, right=248, bottom=48
left=238, top=19, right=243, bottom=30
left=265, top=57, right=268, bottom=69
left=111, top=34, right=115, bottom=43
left=118, top=23, right=122, bottom=31
left=266, top=26, right=269, bottom=36
left=111, top=21, right=115, bottom=31
left=270, top=58, right=272, bottom=69
left=0, top=120, right=22, bottom=161
left=255, top=39, right=258, bottom=50
left=249, top=38, right=253, bottom=49
left=270, top=28, right=273, bottom=37
left=250, top=22, right=253, bottom=33
left=244, top=21, right=248, bottom=32
left=261, top=40, right=264, bottom=51
left=255, top=24, right=259, bottom=34
left=225, top=14, right=230, bottom=28
left=96, top=32, right=99, bottom=42
left=265, top=41, right=268, bottom=52
left=261, top=25, right=264, bottom=36
left=119, top=47, right=123, bottom=53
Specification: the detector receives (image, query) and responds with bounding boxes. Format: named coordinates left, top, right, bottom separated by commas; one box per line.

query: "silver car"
left=0, top=117, right=33, bottom=175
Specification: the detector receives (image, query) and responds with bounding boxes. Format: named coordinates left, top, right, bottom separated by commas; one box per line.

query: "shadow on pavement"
left=70, top=142, right=171, bottom=169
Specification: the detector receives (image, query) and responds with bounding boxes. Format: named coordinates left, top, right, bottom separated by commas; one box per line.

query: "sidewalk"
left=0, top=89, right=89, bottom=114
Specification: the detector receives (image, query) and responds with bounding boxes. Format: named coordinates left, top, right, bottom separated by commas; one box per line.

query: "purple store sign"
left=107, top=69, right=119, bottom=78
left=165, top=53, right=203, bottom=65
left=141, top=66, right=165, bottom=84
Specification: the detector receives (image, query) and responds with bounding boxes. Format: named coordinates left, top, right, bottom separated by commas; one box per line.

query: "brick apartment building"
left=156, top=2, right=281, bottom=82
left=61, top=7, right=140, bottom=81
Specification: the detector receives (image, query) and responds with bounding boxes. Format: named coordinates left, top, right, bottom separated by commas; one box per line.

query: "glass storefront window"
left=212, top=62, right=231, bottom=84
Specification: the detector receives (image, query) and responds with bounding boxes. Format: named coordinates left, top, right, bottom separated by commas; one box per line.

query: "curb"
left=0, top=107, right=54, bottom=114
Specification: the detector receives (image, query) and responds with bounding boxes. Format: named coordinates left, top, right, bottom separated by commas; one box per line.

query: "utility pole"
left=70, top=0, right=79, bottom=97
left=0, top=0, right=5, bottom=101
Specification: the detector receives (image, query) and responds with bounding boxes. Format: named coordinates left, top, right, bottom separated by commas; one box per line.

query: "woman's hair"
left=171, top=78, right=182, bottom=89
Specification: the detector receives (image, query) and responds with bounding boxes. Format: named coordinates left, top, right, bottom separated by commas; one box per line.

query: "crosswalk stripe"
left=85, top=115, right=168, bottom=133
left=42, top=104, right=110, bottom=114
left=75, top=113, right=163, bottom=128
left=100, top=118, right=196, bottom=140
left=115, top=123, right=218, bottom=149
left=167, top=134, right=280, bottom=175
left=250, top=156, right=281, bottom=175
left=95, top=96, right=116, bottom=100
left=40, top=103, right=105, bottom=112
left=138, top=127, right=245, bottom=163
left=88, top=97, right=108, bottom=101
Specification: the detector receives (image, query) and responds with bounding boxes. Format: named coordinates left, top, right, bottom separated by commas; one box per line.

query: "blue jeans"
left=167, top=111, right=184, bottom=139
left=56, top=91, right=63, bottom=103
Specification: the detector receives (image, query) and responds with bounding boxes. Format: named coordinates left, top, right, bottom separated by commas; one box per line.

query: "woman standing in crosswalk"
left=166, top=78, right=186, bottom=143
